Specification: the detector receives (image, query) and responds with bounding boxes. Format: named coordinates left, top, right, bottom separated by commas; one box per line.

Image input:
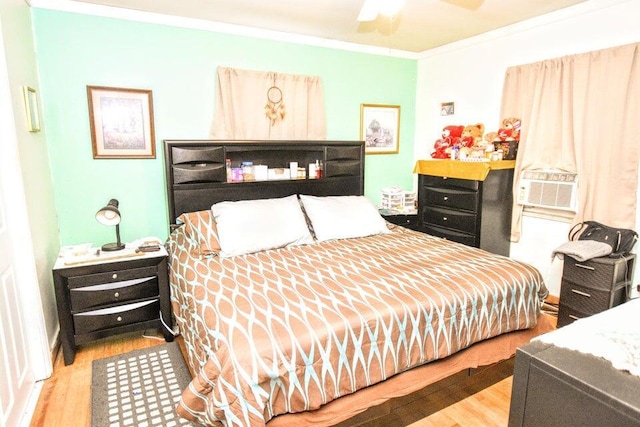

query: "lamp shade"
left=96, top=198, right=124, bottom=251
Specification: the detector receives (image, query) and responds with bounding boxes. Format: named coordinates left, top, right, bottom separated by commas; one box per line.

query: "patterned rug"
left=91, top=342, right=194, bottom=427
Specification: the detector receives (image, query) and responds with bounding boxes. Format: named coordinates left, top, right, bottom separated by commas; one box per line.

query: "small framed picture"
left=440, top=102, right=454, bottom=116
left=87, top=86, right=156, bottom=159
left=360, top=103, right=400, bottom=155
left=22, top=86, right=40, bottom=132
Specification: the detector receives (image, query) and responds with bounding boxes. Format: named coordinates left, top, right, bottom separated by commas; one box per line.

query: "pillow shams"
left=212, top=195, right=314, bottom=258
left=299, top=195, right=390, bottom=241
left=176, top=210, right=221, bottom=255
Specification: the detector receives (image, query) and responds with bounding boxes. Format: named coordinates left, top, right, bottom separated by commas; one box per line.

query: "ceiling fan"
left=357, top=0, right=484, bottom=22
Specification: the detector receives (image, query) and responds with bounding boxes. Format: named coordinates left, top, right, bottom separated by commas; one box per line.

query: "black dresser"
left=557, top=254, right=636, bottom=327
left=414, top=160, right=515, bottom=256
left=509, top=340, right=640, bottom=426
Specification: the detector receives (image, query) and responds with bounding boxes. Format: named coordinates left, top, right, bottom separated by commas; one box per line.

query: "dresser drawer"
left=562, top=257, right=632, bottom=290
left=421, top=175, right=479, bottom=191
left=67, top=265, right=159, bottom=289
left=70, top=276, right=159, bottom=311
left=423, top=206, right=477, bottom=234
left=421, top=224, right=477, bottom=247
left=559, top=279, right=626, bottom=315
left=73, top=299, right=160, bottom=335
left=423, top=187, right=478, bottom=212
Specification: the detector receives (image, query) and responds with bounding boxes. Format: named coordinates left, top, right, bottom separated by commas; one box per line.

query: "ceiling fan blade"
left=357, top=0, right=380, bottom=22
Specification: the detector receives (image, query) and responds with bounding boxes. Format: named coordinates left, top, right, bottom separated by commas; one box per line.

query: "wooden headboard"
left=164, top=140, right=365, bottom=226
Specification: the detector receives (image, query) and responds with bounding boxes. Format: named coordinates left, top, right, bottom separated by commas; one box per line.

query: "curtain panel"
left=501, top=43, right=640, bottom=241
left=210, top=67, right=326, bottom=140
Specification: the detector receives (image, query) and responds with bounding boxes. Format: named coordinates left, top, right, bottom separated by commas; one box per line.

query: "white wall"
left=415, top=0, right=640, bottom=297
left=0, top=0, right=60, bottom=354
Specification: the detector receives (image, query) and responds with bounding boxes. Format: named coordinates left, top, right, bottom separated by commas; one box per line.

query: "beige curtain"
left=210, top=67, right=326, bottom=140
left=501, top=43, right=640, bottom=241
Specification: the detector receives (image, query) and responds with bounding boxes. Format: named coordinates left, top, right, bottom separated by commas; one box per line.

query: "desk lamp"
left=95, top=199, right=125, bottom=251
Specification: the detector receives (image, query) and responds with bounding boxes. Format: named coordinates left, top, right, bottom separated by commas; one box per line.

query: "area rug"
left=91, top=342, right=194, bottom=427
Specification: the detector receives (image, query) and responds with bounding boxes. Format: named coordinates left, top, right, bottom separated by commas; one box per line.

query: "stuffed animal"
left=494, top=117, right=521, bottom=141
left=431, top=125, right=464, bottom=159
left=460, top=123, right=485, bottom=148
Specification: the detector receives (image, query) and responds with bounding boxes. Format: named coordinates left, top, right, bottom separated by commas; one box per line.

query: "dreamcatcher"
left=265, top=75, right=286, bottom=125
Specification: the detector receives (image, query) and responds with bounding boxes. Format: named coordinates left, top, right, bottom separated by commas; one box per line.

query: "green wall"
left=32, top=10, right=417, bottom=246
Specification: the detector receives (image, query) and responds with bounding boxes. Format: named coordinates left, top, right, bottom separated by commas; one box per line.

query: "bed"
left=163, top=139, right=553, bottom=426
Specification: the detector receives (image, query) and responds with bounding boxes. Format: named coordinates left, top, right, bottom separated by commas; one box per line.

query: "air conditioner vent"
left=517, top=170, right=578, bottom=212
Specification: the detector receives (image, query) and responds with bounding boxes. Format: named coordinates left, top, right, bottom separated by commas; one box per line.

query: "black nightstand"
left=557, top=254, right=636, bottom=327
left=52, top=245, right=174, bottom=365
left=380, top=210, right=419, bottom=231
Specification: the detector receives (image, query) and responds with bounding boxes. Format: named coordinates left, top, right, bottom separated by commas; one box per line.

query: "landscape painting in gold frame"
left=87, top=86, right=156, bottom=159
left=360, top=103, right=400, bottom=154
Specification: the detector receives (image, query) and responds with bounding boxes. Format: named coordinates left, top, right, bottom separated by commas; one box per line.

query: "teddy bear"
left=431, top=125, right=464, bottom=159
left=494, top=117, right=521, bottom=141
left=460, top=123, right=485, bottom=148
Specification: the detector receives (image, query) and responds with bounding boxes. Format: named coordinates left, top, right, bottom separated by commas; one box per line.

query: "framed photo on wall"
left=87, top=86, right=156, bottom=159
left=22, top=86, right=41, bottom=132
left=360, top=103, right=400, bottom=154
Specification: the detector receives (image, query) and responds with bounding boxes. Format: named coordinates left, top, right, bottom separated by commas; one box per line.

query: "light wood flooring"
left=30, top=314, right=557, bottom=427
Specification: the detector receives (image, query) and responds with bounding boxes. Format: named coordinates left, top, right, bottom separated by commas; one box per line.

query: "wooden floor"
left=30, top=316, right=556, bottom=427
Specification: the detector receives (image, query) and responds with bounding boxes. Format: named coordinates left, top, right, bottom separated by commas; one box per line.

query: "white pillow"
left=299, top=195, right=390, bottom=242
left=212, top=195, right=313, bottom=258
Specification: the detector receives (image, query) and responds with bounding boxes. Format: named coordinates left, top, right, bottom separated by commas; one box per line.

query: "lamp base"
left=102, top=242, right=125, bottom=251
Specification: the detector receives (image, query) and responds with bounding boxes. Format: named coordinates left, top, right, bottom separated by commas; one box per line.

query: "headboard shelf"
left=164, top=140, right=365, bottom=226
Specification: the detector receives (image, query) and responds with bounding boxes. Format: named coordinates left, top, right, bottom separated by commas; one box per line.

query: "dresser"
left=414, top=160, right=515, bottom=256
left=557, top=254, right=635, bottom=327
left=53, top=246, right=174, bottom=365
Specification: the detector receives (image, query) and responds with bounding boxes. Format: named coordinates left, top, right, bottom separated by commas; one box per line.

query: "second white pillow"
left=299, top=194, right=390, bottom=242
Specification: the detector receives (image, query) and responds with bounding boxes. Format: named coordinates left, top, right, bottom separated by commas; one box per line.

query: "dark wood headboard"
left=164, top=140, right=365, bottom=226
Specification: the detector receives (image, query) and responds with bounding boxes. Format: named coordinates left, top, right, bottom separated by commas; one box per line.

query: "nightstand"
left=53, top=245, right=174, bottom=365
left=557, top=254, right=636, bottom=327
left=380, top=209, right=419, bottom=231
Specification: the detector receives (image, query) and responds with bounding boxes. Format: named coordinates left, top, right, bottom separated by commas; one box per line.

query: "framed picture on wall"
left=87, top=86, right=156, bottom=159
left=360, top=104, right=400, bottom=154
left=22, top=86, right=41, bottom=132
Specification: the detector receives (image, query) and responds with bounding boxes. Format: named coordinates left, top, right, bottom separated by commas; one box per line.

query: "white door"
left=0, top=18, right=49, bottom=427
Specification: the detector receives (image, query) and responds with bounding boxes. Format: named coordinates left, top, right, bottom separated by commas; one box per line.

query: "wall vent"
left=516, top=170, right=578, bottom=212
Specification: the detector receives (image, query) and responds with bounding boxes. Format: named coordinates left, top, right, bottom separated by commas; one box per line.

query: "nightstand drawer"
left=67, top=265, right=159, bottom=289
left=423, top=206, right=477, bottom=234
left=562, top=257, right=632, bottom=290
left=70, top=276, right=159, bottom=311
left=559, top=280, right=627, bottom=315
left=73, top=299, right=160, bottom=335
left=423, top=187, right=478, bottom=212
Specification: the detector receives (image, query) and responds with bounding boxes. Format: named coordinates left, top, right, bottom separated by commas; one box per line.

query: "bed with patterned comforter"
left=166, top=207, right=548, bottom=427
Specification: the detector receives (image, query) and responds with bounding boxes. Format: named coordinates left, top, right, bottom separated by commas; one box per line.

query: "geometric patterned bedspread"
left=167, top=220, right=546, bottom=427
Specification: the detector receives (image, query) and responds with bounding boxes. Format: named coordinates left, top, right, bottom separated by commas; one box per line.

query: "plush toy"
left=494, top=117, right=521, bottom=141
left=460, top=123, right=485, bottom=148
left=431, top=125, right=464, bottom=159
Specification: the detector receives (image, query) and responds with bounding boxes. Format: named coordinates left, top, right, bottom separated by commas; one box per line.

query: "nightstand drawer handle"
left=443, top=217, right=448, bottom=221
left=112, top=273, right=118, bottom=279
left=443, top=196, right=449, bottom=201
left=571, top=289, right=591, bottom=298
left=114, top=292, right=120, bottom=298
left=575, top=263, right=595, bottom=271
left=116, top=316, right=123, bottom=322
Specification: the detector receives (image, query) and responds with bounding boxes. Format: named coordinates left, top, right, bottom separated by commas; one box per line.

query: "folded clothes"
left=551, top=240, right=612, bottom=261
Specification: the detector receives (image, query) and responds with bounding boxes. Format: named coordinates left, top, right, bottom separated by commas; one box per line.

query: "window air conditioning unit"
left=516, top=170, right=578, bottom=212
